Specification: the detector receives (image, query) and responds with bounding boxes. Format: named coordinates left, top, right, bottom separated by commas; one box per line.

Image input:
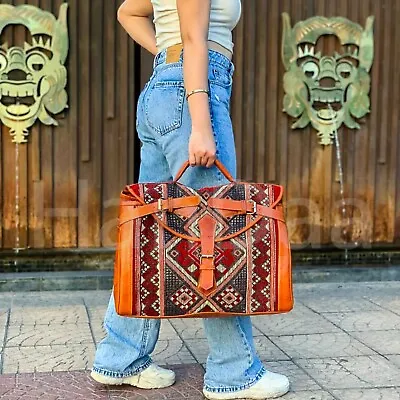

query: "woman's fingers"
left=205, top=154, right=216, bottom=168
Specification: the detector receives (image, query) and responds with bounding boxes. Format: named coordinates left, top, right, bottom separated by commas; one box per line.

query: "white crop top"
left=151, top=0, right=242, bottom=53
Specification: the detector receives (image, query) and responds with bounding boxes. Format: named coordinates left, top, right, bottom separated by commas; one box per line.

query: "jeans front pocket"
left=145, top=80, right=185, bottom=136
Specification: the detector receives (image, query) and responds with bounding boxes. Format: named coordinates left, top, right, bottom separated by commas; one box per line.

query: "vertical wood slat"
left=105, top=0, right=116, bottom=119
left=254, top=0, right=267, bottom=182
left=369, top=0, right=382, bottom=243
left=102, top=0, right=125, bottom=247
left=242, top=2, right=256, bottom=181
left=351, top=0, right=369, bottom=245
left=78, top=0, right=91, bottom=162
left=52, top=0, right=77, bottom=248
left=266, top=0, right=279, bottom=182
left=390, top=1, right=400, bottom=243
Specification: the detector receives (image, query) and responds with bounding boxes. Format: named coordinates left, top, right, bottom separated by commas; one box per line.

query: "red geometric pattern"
left=123, top=180, right=290, bottom=318
left=170, top=286, right=199, bottom=311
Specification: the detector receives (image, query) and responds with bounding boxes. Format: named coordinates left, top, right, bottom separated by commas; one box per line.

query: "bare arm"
left=177, top=0, right=216, bottom=168
left=117, top=0, right=157, bottom=55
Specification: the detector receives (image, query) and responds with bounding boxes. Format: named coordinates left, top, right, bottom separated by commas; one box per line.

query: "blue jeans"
left=93, top=49, right=265, bottom=393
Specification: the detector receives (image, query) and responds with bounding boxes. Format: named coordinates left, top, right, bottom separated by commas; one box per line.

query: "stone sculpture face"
left=282, top=13, right=374, bottom=145
left=0, top=4, right=68, bottom=143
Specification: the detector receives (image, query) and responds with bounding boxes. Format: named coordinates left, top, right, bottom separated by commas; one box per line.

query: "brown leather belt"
left=165, top=41, right=232, bottom=64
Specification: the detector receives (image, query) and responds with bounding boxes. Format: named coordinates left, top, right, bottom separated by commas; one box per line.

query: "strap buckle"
left=157, top=198, right=163, bottom=211
left=201, top=254, right=214, bottom=262
left=248, top=200, right=257, bottom=214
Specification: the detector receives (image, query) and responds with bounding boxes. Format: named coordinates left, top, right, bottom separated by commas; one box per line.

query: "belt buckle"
left=248, top=200, right=257, bottom=214
left=200, top=254, right=214, bottom=262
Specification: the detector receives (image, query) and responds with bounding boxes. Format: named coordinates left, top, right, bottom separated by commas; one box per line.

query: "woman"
left=91, top=1, right=289, bottom=399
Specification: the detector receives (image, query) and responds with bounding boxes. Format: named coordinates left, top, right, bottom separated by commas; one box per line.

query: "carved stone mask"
left=281, top=13, right=374, bottom=145
left=0, top=4, right=68, bottom=143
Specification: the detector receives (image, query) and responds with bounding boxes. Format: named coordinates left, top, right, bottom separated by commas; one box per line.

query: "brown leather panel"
left=276, top=219, right=293, bottom=312
left=114, top=222, right=134, bottom=316
left=198, top=215, right=217, bottom=291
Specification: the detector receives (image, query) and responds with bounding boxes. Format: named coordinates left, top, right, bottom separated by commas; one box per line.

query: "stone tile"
left=0, top=310, right=8, bottom=349
left=159, top=320, right=180, bottom=340
left=9, top=305, right=88, bottom=326
left=0, top=374, right=16, bottom=398
left=254, top=336, right=291, bottom=361
left=279, top=392, right=335, bottom=400
left=87, top=305, right=107, bottom=321
left=253, top=305, right=340, bottom=336
left=152, top=339, right=196, bottom=365
left=108, top=364, right=204, bottom=399
left=350, top=330, right=400, bottom=355
left=299, top=295, right=381, bottom=313
left=322, top=311, right=400, bottom=332
left=11, top=291, right=85, bottom=307
left=82, top=290, right=112, bottom=307
left=295, top=282, right=400, bottom=299
left=367, top=297, right=400, bottom=316
left=266, top=360, right=321, bottom=392
left=297, top=355, right=400, bottom=389
left=185, top=337, right=289, bottom=364
left=387, top=355, right=400, bottom=369
left=0, top=371, right=109, bottom=399
left=0, top=293, right=13, bottom=312
left=2, top=343, right=95, bottom=373
left=91, top=319, right=106, bottom=344
left=5, top=323, right=93, bottom=347
left=184, top=338, right=209, bottom=364
left=270, top=332, right=375, bottom=359
left=170, top=318, right=205, bottom=339
left=332, top=388, right=400, bottom=400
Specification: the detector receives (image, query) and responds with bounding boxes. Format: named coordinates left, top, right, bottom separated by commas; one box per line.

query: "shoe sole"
left=203, top=383, right=289, bottom=399
left=90, top=371, right=175, bottom=389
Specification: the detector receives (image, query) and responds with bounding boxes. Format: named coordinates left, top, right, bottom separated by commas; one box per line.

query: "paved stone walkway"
left=1, top=282, right=400, bottom=399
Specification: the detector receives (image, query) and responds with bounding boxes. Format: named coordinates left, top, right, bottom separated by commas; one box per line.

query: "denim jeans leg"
left=92, top=114, right=173, bottom=378
left=92, top=294, right=160, bottom=378
left=202, top=317, right=265, bottom=392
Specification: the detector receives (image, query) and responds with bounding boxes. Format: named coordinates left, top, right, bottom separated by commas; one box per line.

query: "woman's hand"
left=188, top=125, right=216, bottom=168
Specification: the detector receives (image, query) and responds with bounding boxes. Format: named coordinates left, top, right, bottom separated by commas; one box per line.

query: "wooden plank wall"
left=0, top=0, right=138, bottom=250
left=0, top=0, right=399, bottom=250
left=231, top=0, right=400, bottom=248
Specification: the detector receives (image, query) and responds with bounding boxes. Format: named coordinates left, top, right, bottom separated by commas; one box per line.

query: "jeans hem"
left=92, top=357, right=152, bottom=379
left=203, top=365, right=266, bottom=393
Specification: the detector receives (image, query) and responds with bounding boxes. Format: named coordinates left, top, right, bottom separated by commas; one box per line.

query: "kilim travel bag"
left=114, top=160, right=293, bottom=318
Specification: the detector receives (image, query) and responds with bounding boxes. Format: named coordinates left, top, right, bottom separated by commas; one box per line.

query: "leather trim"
left=119, top=196, right=201, bottom=225
left=114, top=221, right=134, bottom=316
left=276, top=218, right=293, bottom=312
left=207, top=198, right=285, bottom=221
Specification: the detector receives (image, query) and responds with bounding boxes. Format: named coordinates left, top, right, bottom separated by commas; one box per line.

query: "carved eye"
left=302, top=60, right=319, bottom=79
left=0, top=53, right=7, bottom=72
left=336, top=61, right=353, bottom=79
left=26, top=52, right=47, bottom=72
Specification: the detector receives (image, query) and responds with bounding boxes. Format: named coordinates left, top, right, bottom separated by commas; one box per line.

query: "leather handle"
left=173, top=159, right=235, bottom=183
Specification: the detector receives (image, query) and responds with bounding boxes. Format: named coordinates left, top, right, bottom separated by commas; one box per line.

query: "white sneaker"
left=203, top=371, right=290, bottom=399
left=90, top=364, right=176, bottom=389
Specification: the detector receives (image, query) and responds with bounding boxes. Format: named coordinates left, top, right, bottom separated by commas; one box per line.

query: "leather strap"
left=197, top=214, right=217, bottom=291
left=207, top=198, right=285, bottom=222
left=119, top=196, right=201, bottom=225
left=173, top=159, right=235, bottom=183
